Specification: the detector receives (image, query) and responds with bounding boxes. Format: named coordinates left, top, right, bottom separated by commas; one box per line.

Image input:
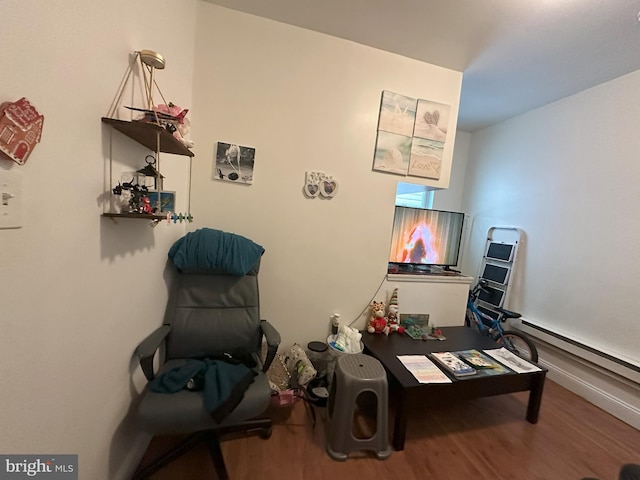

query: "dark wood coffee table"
left=362, top=326, right=547, bottom=450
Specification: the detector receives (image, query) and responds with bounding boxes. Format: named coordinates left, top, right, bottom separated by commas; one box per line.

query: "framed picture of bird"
left=214, top=142, right=255, bottom=184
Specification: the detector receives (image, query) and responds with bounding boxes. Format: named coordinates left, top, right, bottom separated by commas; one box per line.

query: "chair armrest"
left=134, top=325, right=171, bottom=381
left=260, top=319, right=281, bottom=372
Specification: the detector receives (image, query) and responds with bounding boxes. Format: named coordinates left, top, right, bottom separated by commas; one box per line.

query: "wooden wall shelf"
left=102, top=213, right=165, bottom=221
left=101, top=116, right=194, bottom=225
left=101, top=117, right=194, bottom=157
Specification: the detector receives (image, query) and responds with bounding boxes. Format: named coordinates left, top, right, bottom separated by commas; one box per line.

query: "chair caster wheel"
left=259, top=427, right=272, bottom=439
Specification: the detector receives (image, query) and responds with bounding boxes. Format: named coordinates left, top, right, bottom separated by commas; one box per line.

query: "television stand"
left=382, top=272, right=473, bottom=327
left=442, top=266, right=461, bottom=274
left=388, top=263, right=460, bottom=275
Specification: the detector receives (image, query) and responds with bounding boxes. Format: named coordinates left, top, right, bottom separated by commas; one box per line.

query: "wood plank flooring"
left=138, top=380, right=640, bottom=479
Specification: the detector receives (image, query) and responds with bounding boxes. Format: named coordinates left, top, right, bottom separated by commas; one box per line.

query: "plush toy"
left=154, top=102, right=195, bottom=148
left=367, top=300, right=389, bottom=335
left=386, top=287, right=405, bottom=334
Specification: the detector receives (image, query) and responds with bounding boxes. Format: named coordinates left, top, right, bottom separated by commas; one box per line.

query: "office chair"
left=131, top=229, right=280, bottom=480
left=581, top=463, right=640, bottom=480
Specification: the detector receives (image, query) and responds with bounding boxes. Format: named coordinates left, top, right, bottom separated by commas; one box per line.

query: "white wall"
left=461, top=70, right=640, bottom=367
left=433, top=130, right=470, bottom=213
left=0, top=1, right=196, bottom=478
left=461, top=70, right=640, bottom=427
left=11, top=3, right=635, bottom=476
left=190, top=4, right=463, bottom=348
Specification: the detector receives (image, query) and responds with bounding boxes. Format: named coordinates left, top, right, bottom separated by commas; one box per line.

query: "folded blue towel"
left=168, top=228, right=264, bottom=275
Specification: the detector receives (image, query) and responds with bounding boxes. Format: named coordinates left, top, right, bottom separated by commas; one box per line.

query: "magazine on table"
left=483, top=347, right=542, bottom=373
left=430, top=351, right=477, bottom=377
left=453, top=349, right=513, bottom=377
left=397, top=355, right=452, bottom=384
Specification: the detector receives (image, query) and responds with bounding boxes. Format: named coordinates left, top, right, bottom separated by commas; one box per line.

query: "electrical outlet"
left=0, top=169, right=23, bottom=229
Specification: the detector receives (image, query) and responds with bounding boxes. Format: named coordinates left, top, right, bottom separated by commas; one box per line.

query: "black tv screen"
left=388, top=206, right=464, bottom=267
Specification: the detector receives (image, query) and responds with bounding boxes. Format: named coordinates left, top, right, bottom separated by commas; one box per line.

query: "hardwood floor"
left=138, top=380, right=640, bottom=480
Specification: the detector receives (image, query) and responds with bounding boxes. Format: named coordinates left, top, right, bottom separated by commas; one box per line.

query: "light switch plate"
left=0, top=169, right=23, bottom=229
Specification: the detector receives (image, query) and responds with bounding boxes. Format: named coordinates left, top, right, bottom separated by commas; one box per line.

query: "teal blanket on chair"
left=149, top=358, right=257, bottom=423
left=168, top=228, right=264, bottom=275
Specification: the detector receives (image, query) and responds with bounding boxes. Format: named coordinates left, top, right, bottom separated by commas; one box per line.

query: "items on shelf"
left=101, top=49, right=195, bottom=225
left=167, top=212, right=193, bottom=224
left=112, top=173, right=154, bottom=215
left=107, top=49, right=195, bottom=149
left=136, top=154, right=164, bottom=189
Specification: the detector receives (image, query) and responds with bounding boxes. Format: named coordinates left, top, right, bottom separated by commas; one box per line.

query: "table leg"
left=392, top=388, right=408, bottom=451
left=526, top=372, right=546, bottom=423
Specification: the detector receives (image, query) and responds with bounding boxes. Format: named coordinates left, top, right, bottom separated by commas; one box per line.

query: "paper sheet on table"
left=397, top=355, right=452, bottom=384
left=483, top=347, right=542, bottom=373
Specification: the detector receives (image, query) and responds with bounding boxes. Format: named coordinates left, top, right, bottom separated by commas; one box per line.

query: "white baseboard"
left=539, top=356, right=640, bottom=430
left=513, top=320, right=640, bottom=431
left=517, top=319, right=640, bottom=384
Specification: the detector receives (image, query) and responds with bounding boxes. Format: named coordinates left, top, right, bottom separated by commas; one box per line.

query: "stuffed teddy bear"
left=367, top=300, right=389, bottom=335
left=386, top=287, right=405, bottom=334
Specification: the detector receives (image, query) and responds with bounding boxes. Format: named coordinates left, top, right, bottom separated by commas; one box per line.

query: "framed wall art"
left=147, top=190, right=175, bottom=213
left=413, top=99, right=450, bottom=143
left=372, top=90, right=451, bottom=180
left=214, top=142, right=255, bottom=184
left=408, top=138, right=444, bottom=179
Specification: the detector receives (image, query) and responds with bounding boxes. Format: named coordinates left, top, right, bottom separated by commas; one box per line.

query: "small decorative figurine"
left=140, top=195, right=153, bottom=214
left=386, top=287, right=405, bottom=334
left=111, top=176, right=153, bottom=214
left=367, top=301, right=388, bottom=335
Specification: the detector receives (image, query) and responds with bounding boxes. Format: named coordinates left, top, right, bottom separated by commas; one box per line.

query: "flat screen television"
left=388, top=206, right=465, bottom=270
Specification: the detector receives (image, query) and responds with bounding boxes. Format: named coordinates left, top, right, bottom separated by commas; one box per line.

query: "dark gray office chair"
left=132, top=229, right=280, bottom=480
left=581, top=464, right=640, bottom=480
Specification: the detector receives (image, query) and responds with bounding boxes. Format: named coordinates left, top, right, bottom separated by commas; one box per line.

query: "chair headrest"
left=168, top=228, right=264, bottom=276
left=176, top=258, right=261, bottom=276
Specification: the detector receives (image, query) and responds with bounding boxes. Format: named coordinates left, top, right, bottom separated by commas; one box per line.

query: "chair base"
left=131, top=419, right=272, bottom=480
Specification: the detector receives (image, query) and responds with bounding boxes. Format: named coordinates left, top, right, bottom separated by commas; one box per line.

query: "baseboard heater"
left=520, top=319, right=640, bottom=384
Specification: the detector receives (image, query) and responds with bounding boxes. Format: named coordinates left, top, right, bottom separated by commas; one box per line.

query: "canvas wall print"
left=373, top=90, right=451, bottom=179
left=377, top=91, right=417, bottom=137
left=147, top=190, right=175, bottom=213
left=408, top=138, right=444, bottom=179
left=372, top=131, right=412, bottom=175
left=413, top=99, right=450, bottom=143
left=214, top=142, right=255, bottom=184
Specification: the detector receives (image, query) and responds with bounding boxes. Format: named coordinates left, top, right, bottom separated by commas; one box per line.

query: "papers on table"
left=397, top=355, right=452, bottom=384
left=483, top=347, right=542, bottom=373
left=399, top=348, right=540, bottom=383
